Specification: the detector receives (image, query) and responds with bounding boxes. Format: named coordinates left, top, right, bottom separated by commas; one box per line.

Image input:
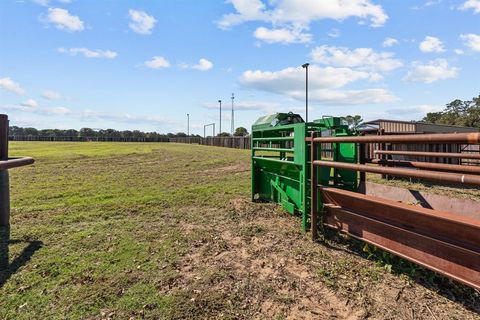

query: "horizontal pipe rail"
left=252, top=156, right=301, bottom=166
left=253, top=147, right=294, bottom=152
left=313, top=160, right=480, bottom=186
left=0, top=157, right=35, bottom=171
left=323, top=204, right=480, bottom=290
left=309, top=132, right=480, bottom=144
left=374, top=150, right=480, bottom=160
left=320, top=187, right=480, bottom=252
left=252, top=137, right=294, bottom=142
left=372, top=159, right=480, bottom=174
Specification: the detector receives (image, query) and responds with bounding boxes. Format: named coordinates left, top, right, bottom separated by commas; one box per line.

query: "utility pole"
left=187, top=113, right=190, bottom=136
left=218, top=100, right=222, bottom=135
left=231, top=93, right=235, bottom=135
left=302, top=63, right=310, bottom=124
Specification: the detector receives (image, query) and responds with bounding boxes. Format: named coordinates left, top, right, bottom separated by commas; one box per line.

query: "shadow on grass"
left=314, top=228, right=480, bottom=315
left=0, top=226, right=43, bottom=289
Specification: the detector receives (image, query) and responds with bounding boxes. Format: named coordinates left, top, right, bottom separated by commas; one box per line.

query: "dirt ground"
left=162, top=195, right=479, bottom=320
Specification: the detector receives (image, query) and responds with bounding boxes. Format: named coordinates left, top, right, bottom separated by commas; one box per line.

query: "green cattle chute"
left=251, top=112, right=357, bottom=231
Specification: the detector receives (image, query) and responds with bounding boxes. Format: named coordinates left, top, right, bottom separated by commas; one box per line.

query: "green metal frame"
left=251, top=113, right=357, bottom=231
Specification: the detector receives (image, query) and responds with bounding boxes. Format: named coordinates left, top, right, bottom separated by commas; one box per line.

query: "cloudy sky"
left=0, top=0, right=479, bottom=134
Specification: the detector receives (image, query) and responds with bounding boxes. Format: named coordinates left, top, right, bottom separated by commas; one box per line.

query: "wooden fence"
left=9, top=136, right=170, bottom=142
left=170, top=136, right=251, bottom=149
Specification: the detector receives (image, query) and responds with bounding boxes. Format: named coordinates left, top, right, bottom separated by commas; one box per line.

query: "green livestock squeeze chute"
left=251, top=112, right=357, bottom=231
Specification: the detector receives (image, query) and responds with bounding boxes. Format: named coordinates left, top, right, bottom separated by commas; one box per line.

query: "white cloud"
left=382, top=37, right=398, bottom=47
left=460, top=33, right=480, bottom=51
left=419, top=36, right=445, bottom=53
left=0, top=77, right=26, bottom=95
left=33, top=0, right=49, bottom=6
left=219, top=0, right=387, bottom=44
left=42, top=90, right=62, bottom=100
left=311, top=45, right=402, bottom=72
left=253, top=26, right=312, bottom=44
left=21, top=99, right=38, bottom=108
left=144, top=56, right=170, bottom=69
left=327, top=28, right=340, bottom=38
left=203, top=100, right=280, bottom=112
left=33, top=0, right=72, bottom=5
left=128, top=9, right=156, bottom=35
left=386, top=104, right=443, bottom=116
left=219, top=0, right=388, bottom=29
left=454, top=49, right=465, bottom=55
left=403, top=59, right=459, bottom=83
left=191, top=58, right=214, bottom=71
left=240, top=65, right=397, bottom=104
left=58, top=47, right=118, bottom=59
left=46, top=8, right=84, bottom=32
left=460, top=0, right=480, bottom=13
left=1, top=103, right=72, bottom=116
left=412, top=0, right=442, bottom=10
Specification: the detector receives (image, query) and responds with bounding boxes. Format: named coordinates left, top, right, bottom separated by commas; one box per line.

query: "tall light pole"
left=231, top=93, right=235, bottom=135
left=186, top=113, right=190, bottom=136
left=302, top=63, right=310, bottom=124
left=218, top=99, right=222, bottom=135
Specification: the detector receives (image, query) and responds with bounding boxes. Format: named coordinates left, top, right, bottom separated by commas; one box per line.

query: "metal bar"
left=320, top=187, right=480, bottom=253
left=312, top=132, right=480, bottom=144
left=323, top=204, right=480, bottom=290
left=0, top=157, right=35, bottom=171
left=313, top=160, right=480, bottom=186
left=374, top=150, right=480, bottom=160
left=371, top=159, right=480, bottom=174
left=252, top=156, right=301, bottom=166
left=311, top=131, right=318, bottom=240
left=253, top=147, right=294, bottom=152
left=252, top=136, right=294, bottom=142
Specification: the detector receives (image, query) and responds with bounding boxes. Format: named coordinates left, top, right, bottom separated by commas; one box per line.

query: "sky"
left=0, top=0, right=479, bottom=135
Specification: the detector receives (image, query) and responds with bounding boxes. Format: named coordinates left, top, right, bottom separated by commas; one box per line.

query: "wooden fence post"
left=0, top=114, right=10, bottom=227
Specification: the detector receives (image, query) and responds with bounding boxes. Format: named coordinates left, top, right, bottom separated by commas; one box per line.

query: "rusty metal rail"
left=310, top=132, right=480, bottom=290
left=314, top=160, right=480, bottom=186
left=310, top=132, right=480, bottom=144
left=374, top=149, right=480, bottom=160
left=371, top=159, right=480, bottom=174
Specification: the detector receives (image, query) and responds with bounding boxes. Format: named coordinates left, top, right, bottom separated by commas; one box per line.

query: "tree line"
left=422, top=93, right=480, bottom=128
left=8, top=126, right=250, bottom=138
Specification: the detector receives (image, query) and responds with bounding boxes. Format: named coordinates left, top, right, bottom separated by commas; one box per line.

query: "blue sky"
left=0, top=0, right=479, bottom=135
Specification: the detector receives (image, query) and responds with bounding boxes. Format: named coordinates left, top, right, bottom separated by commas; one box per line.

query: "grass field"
left=1, top=142, right=479, bottom=319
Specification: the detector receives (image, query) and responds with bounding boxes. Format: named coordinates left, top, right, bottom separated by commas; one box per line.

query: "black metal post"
left=302, top=63, right=309, bottom=124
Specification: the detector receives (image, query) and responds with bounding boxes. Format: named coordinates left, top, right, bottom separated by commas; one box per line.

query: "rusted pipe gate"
left=0, top=114, right=34, bottom=227
left=309, top=132, right=480, bottom=290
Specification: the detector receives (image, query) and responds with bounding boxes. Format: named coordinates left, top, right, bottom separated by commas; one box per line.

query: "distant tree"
left=79, top=128, right=97, bottom=137
left=64, top=129, right=79, bottom=137
left=234, top=127, right=249, bottom=136
left=217, top=132, right=231, bottom=137
left=422, top=94, right=480, bottom=128
left=175, top=132, right=188, bottom=137
left=344, top=115, right=363, bottom=129
left=24, top=127, right=39, bottom=136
